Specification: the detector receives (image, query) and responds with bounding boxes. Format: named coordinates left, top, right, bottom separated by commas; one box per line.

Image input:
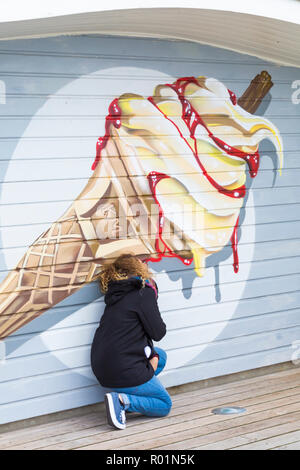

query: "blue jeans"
left=110, top=347, right=172, bottom=417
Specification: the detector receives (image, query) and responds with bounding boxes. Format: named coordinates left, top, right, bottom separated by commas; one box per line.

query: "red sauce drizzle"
left=146, top=171, right=193, bottom=266
left=147, top=77, right=261, bottom=271
left=91, top=98, right=121, bottom=171
left=166, top=77, right=260, bottom=179
left=148, top=95, right=246, bottom=198
left=92, top=77, right=258, bottom=273
left=231, top=216, right=240, bottom=273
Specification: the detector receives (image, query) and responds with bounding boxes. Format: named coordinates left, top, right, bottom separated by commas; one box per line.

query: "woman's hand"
left=149, top=355, right=159, bottom=372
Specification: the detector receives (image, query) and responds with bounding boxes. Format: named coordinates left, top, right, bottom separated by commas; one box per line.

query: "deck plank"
left=0, top=369, right=299, bottom=451
left=273, top=441, right=300, bottom=450
left=112, top=404, right=300, bottom=451
left=5, top=379, right=300, bottom=450
left=232, top=430, right=300, bottom=450
left=151, top=407, right=300, bottom=451
left=22, top=383, right=300, bottom=450
left=192, top=420, right=300, bottom=450
left=76, top=395, right=300, bottom=451
left=1, top=368, right=298, bottom=448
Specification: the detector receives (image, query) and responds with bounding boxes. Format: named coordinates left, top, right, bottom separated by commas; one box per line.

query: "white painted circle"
left=0, top=67, right=255, bottom=372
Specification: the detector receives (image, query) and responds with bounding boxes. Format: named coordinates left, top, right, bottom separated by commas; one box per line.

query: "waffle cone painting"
left=0, top=71, right=284, bottom=340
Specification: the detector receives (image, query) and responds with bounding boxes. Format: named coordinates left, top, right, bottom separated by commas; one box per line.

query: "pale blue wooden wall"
left=0, top=35, right=299, bottom=424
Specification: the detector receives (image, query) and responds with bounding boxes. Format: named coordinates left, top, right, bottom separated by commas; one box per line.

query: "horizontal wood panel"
left=163, top=312, right=300, bottom=350
left=0, top=333, right=296, bottom=405
left=0, top=73, right=297, bottom=94
left=2, top=271, right=300, bottom=337
left=158, top=272, right=300, bottom=309
left=0, top=347, right=293, bottom=425
left=0, top=161, right=297, bottom=184
left=0, top=220, right=299, bottom=261
left=2, top=308, right=300, bottom=383
left=0, top=113, right=299, bottom=136
left=1, top=234, right=300, bottom=287
left=0, top=129, right=298, bottom=140
left=1, top=187, right=299, bottom=219
left=4, top=299, right=300, bottom=364
left=0, top=100, right=298, bottom=120
left=1, top=189, right=299, bottom=221
left=0, top=151, right=299, bottom=168
left=1, top=136, right=298, bottom=161
left=0, top=47, right=298, bottom=81
left=0, top=384, right=103, bottom=426
left=1, top=229, right=299, bottom=277
left=162, top=346, right=294, bottom=388
left=0, top=39, right=283, bottom=62
left=1, top=177, right=299, bottom=205
left=8, top=287, right=300, bottom=337
left=1, top=368, right=298, bottom=447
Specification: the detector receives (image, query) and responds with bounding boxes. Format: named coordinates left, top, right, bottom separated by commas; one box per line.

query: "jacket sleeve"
left=138, top=286, right=166, bottom=342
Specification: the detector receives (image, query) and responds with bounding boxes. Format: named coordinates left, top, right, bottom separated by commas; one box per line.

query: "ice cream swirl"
left=92, top=76, right=283, bottom=276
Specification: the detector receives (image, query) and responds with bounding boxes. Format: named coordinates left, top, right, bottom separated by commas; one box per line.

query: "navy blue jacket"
left=90, top=277, right=166, bottom=388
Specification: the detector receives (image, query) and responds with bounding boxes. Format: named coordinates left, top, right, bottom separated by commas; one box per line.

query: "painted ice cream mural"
left=0, top=71, right=283, bottom=339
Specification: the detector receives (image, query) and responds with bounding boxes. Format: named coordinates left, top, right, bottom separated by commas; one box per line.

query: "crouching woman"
left=91, top=254, right=172, bottom=430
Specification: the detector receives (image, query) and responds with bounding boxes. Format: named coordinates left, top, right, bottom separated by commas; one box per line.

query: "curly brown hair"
left=98, top=253, right=153, bottom=293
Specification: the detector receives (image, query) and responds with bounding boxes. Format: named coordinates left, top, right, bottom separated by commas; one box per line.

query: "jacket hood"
left=104, top=277, right=143, bottom=306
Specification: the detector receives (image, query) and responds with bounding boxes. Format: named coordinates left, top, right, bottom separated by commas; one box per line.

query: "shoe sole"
left=105, top=393, right=126, bottom=430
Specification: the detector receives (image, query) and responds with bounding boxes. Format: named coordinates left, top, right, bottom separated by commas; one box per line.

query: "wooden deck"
left=1, top=368, right=300, bottom=450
